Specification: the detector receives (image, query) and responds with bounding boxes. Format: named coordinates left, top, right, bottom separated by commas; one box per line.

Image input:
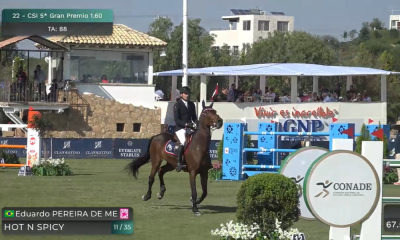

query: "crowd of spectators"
left=213, top=83, right=372, bottom=103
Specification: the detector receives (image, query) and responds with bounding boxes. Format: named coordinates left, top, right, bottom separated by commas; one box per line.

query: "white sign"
left=26, top=128, right=41, bottom=168
left=279, top=147, right=329, bottom=220
left=303, top=150, right=380, bottom=227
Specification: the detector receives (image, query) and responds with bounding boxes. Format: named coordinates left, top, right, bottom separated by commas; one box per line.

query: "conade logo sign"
left=303, top=150, right=380, bottom=227
left=278, top=147, right=329, bottom=220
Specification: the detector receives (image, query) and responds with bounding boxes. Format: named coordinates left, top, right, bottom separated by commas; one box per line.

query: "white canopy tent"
left=153, top=63, right=400, bottom=104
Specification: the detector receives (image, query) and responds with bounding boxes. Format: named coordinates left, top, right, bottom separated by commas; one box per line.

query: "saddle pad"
left=164, top=140, right=178, bottom=156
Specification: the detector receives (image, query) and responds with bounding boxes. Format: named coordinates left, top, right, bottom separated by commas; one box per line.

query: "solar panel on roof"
left=230, top=9, right=240, bottom=15
left=243, top=10, right=251, bottom=14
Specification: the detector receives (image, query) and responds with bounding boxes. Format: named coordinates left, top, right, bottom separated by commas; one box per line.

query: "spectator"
left=265, top=88, right=276, bottom=99
left=334, top=84, right=341, bottom=97
left=80, top=74, right=87, bottom=82
left=363, top=93, right=371, bottom=102
left=319, top=85, right=329, bottom=95
left=351, top=93, right=358, bottom=102
left=282, top=93, right=291, bottom=102
left=346, top=85, right=356, bottom=101
left=33, top=65, right=47, bottom=101
left=331, top=93, right=338, bottom=102
left=16, top=66, right=27, bottom=98
left=253, top=89, right=262, bottom=102
left=101, top=75, right=108, bottom=83
left=154, top=89, right=164, bottom=101
left=312, top=92, right=319, bottom=102
left=305, top=91, right=313, bottom=102
left=113, top=74, right=122, bottom=83
left=227, top=84, right=236, bottom=102
left=322, top=92, right=333, bottom=102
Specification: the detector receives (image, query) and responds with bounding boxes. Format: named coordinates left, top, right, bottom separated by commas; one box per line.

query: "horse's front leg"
left=196, top=169, right=208, bottom=205
left=189, top=171, right=201, bottom=216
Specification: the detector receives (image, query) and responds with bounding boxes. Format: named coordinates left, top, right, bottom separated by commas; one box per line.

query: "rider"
left=174, top=86, right=198, bottom=172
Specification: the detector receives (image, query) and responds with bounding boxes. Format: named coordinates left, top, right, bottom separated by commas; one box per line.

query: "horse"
left=125, top=100, right=223, bottom=216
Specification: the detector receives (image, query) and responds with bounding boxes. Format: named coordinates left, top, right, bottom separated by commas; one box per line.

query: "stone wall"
left=45, top=92, right=161, bottom=138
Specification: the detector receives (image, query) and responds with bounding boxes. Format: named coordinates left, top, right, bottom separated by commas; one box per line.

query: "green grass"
left=1, top=159, right=400, bottom=240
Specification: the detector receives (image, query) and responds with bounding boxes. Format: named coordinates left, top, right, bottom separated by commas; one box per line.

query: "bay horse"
left=125, top=100, right=223, bottom=215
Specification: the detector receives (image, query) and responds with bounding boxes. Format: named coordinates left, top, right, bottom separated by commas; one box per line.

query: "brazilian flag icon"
left=4, top=210, right=14, bottom=218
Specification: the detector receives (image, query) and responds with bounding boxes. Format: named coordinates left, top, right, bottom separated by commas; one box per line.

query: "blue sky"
left=1, top=0, right=399, bottom=51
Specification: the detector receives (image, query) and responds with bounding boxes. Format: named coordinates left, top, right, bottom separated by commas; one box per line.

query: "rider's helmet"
left=180, top=86, right=191, bottom=95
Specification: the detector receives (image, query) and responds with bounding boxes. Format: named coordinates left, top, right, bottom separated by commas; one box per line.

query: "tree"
left=356, top=124, right=371, bottom=155
left=245, top=31, right=335, bottom=93
left=349, top=29, right=357, bottom=40
left=369, top=18, right=384, bottom=30
left=342, top=31, right=348, bottom=41
left=359, top=26, right=370, bottom=42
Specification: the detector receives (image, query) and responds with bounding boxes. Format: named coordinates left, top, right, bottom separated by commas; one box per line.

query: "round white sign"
left=303, top=150, right=380, bottom=227
left=279, top=147, right=329, bottom=220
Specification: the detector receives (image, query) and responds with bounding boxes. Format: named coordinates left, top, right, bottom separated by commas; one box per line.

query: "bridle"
left=199, top=108, right=220, bottom=131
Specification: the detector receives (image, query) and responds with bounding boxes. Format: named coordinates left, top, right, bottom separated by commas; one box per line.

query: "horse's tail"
left=125, top=136, right=155, bottom=179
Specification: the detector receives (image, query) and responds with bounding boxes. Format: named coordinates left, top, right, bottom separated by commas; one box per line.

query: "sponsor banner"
left=0, top=138, right=27, bottom=157
left=82, top=139, right=113, bottom=159
left=52, top=139, right=84, bottom=159
left=113, top=139, right=148, bottom=159
left=209, top=140, right=220, bottom=160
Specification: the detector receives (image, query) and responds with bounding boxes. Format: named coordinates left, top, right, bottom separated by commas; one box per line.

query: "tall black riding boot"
left=176, top=145, right=184, bottom=172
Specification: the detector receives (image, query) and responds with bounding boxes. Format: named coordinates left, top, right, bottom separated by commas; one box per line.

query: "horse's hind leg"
left=142, top=157, right=162, bottom=201
left=157, top=163, right=174, bottom=200
left=196, top=170, right=208, bottom=205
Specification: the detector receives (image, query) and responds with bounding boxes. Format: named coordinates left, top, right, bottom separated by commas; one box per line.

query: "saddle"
left=164, top=128, right=195, bottom=158
left=173, top=128, right=195, bottom=148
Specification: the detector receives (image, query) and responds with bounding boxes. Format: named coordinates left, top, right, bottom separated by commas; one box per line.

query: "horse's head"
left=199, top=100, right=223, bottom=130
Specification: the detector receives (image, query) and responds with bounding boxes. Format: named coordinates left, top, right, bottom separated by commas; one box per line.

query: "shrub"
left=236, top=173, right=300, bottom=234
left=384, top=167, right=398, bottom=184
left=31, top=158, right=73, bottom=176
left=0, top=150, right=20, bottom=164
left=209, top=161, right=222, bottom=180
left=356, top=123, right=371, bottom=154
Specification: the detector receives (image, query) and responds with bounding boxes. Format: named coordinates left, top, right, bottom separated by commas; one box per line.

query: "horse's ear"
left=202, top=100, right=205, bottom=109
left=209, top=101, right=214, bottom=108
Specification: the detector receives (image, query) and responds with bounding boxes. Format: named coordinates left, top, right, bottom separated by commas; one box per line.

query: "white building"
left=390, top=10, right=400, bottom=29
left=210, top=9, right=294, bottom=52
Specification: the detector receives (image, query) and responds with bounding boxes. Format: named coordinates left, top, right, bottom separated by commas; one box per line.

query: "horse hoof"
left=194, top=211, right=201, bottom=216
left=157, top=193, right=163, bottom=199
left=142, top=195, right=150, bottom=201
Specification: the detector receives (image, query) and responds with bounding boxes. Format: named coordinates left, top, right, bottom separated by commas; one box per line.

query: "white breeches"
left=175, top=129, right=186, bottom=145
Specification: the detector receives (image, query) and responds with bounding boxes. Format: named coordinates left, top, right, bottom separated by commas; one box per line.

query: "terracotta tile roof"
left=1, top=35, right=67, bottom=50
left=35, top=24, right=167, bottom=48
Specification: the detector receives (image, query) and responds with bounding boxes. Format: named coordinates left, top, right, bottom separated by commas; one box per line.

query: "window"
left=277, top=21, right=289, bottom=32
left=133, top=123, right=141, bottom=132
left=116, top=123, right=125, bottom=132
left=233, top=46, right=239, bottom=55
left=243, top=21, right=251, bottom=31
left=69, top=50, right=149, bottom=84
left=258, top=21, right=269, bottom=31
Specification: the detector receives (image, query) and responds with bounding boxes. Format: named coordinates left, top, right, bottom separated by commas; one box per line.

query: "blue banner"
left=113, top=139, right=149, bottom=159
left=82, top=139, right=113, bottom=159
left=52, top=138, right=84, bottom=159
left=209, top=140, right=220, bottom=160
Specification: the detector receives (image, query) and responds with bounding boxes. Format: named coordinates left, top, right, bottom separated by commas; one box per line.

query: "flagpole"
left=182, top=0, right=188, bottom=87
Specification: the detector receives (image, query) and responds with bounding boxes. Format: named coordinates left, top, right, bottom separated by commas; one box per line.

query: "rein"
left=195, top=108, right=216, bottom=136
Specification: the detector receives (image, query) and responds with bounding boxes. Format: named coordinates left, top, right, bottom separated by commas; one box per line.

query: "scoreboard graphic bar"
left=1, top=22, right=113, bottom=36
left=2, top=207, right=133, bottom=235
left=1, top=9, right=113, bottom=36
